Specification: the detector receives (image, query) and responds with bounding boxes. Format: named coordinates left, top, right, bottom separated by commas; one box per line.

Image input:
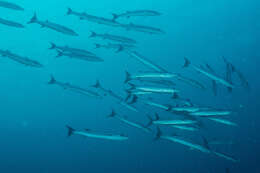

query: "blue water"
left=0, top=0, right=259, bottom=172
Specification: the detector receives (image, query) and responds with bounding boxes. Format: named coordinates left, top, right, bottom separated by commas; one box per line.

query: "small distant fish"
left=0, top=17, right=24, bottom=28
left=0, top=49, right=43, bottom=68
left=94, top=43, right=135, bottom=51
left=153, top=119, right=197, bottom=125
left=0, top=1, right=24, bottom=11
left=124, top=71, right=178, bottom=83
left=170, top=106, right=201, bottom=113
left=183, top=58, right=234, bottom=89
left=67, top=8, right=121, bottom=27
left=66, top=125, right=128, bottom=141
left=108, top=110, right=151, bottom=133
left=171, top=125, right=199, bottom=131
left=143, top=100, right=170, bottom=111
left=121, top=22, right=165, bottom=34
left=28, top=13, right=78, bottom=36
left=48, top=75, right=101, bottom=98
left=207, top=117, right=237, bottom=127
left=155, top=127, right=211, bottom=154
left=112, top=10, right=161, bottom=20
left=213, top=151, right=239, bottom=163
left=128, top=83, right=179, bottom=96
left=55, top=50, right=104, bottom=62
left=122, top=49, right=167, bottom=72
left=49, top=42, right=95, bottom=56
left=90, top=31, right=137, bottom=44
left=189, top=110, right=232, bottom=117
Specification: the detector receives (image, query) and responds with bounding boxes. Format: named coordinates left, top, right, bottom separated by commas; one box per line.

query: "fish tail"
left=91, top=80, right=101, bottom=88
left=94, top=43, right=101, bottom=49
left=172, top=92, right=179, bottom=99
left=145, top=114, right=154, bottom=127
left=111, top=13, right=118, bottom=20
left=107, top=109, right=116, bottom=118
left=183, top=57, right=191, bottom=68
left=129, top=94, right=138, bottom=104
left=89, top=31, right=97, bottom=38
left=124, top=71, right=132, bottom=83
left=48, top=75, right=56, bottom=84
left=55, top=50, right=63, bottom=58
left=154, top=127, right=162, bottom=140
left=27, top=13, right=38, bottom=24
left=116, top=45, right=124, bottom=53
left=66, top=125, right=75, bottom=137
left=49, top=42, right=56, bottom=49
left=67, top=8, right=73, bottom=15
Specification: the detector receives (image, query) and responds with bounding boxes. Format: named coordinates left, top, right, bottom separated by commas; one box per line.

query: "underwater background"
left=0, top=0, right=259, bottom=172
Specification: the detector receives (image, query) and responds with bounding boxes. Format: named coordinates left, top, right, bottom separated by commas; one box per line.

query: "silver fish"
left=66, top=126, right=128, bottom=141
left=108, top=110, right=151, bottom=133
left=112, top=10, right=161, bottom=20
left=0, top=49, right=43, bottom=68
left=183, top=58, right=234, bottom=88
left=67, top=8, right=121, bottom=27
left=0, top=17, right=24, bottom=28
left=0, top=1, right=23, bottom=11
left=48, top=76, right=101, bottom=98
left=90, top=31, right=137, bottom=44
left=55, top=50, right=104, bottom=62
left=49, top=42, right=95, bottom=56
left=121, top=22, right=165, bottom=34
left=28, top=13, right=78, bottom=36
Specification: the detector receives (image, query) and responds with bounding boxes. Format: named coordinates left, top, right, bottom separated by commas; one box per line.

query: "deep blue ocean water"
left=0, top=0, right=259, bottom=172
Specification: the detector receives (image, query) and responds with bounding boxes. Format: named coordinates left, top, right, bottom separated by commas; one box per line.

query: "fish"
left=171, top=106, right=201, bottom=113
left=183, top=58, right=234, bottom=88
left=143, top=100, right=170, bottom=111
left=207, top=117, right=237, bottom=126
left=66, top=8, right=121, bottom=27
left=213, top=151, right=239, bottom=163
left=128, top=83, right=179, bottom=95
left=0, top=1, right=24, bottom=11
left=122, top=49, right=167, bottom=72
left=28, top=13, right=78, bottom=36
left=48, top=75, right=101, bottom=98
left=112, top=10, right=161, bottom=20
left=49, top=42, right=95, bottom=56
left=55, top=50, right=104, bottom=62
left=94, top=43, right=136, bottom=51
left=66, top=126, right=128, bottom=141
left=0, top=17, right=24, bottom=28
left=121, top=22, right=165, bottom=34
left=153, top=119, right=197, bottom=125
left=89, top=31, right=137, bottom=44
left=124, top=71, right=178, bottom=83
left=107, top=110, right=151, bottom=133
left=0, top=49, right=43, bottom=68
left=155, top=127, right=211, bottom=154
left=189, top=110, right=232, bottom=117
left=171, top=125, right=199, bottom=131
